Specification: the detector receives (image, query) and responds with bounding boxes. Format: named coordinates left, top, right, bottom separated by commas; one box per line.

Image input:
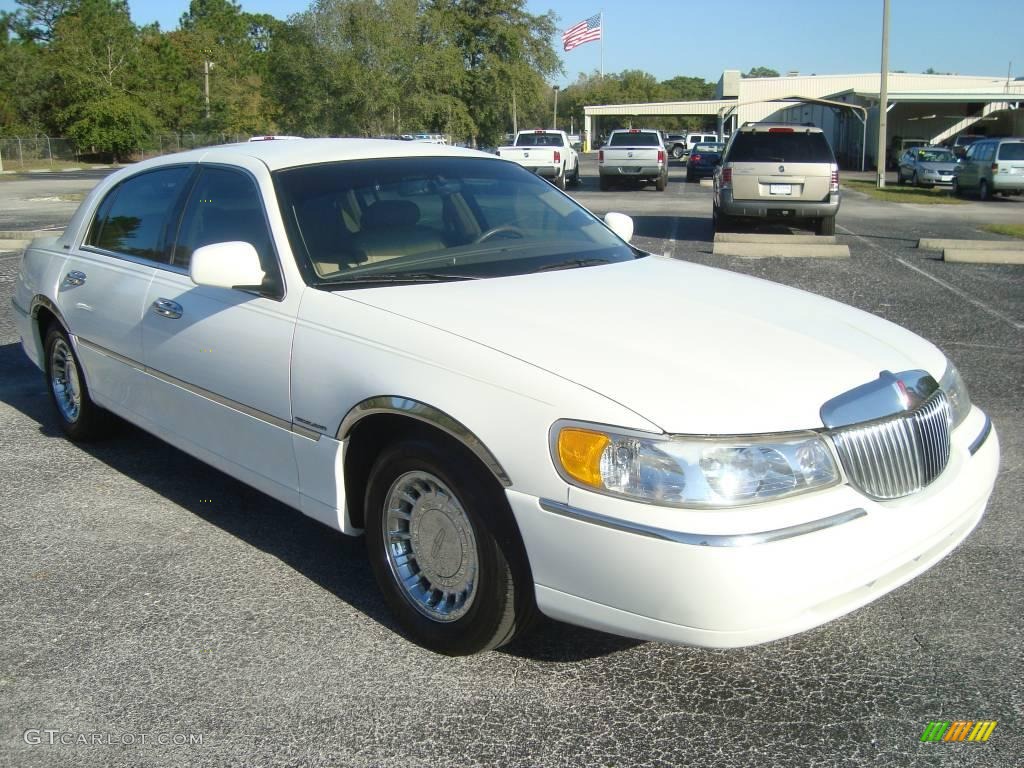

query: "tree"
left=743, top=66, right=779, bottom=78
left=49, top=0, right=160, bottom=159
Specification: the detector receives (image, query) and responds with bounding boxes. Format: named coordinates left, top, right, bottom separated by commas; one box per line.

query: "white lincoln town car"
left=12, top=140, right=999, bottom=655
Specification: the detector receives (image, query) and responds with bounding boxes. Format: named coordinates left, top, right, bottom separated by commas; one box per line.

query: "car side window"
left=86, top=166, right=193, bottom=262
left=171, top=166, right=283, bottom=295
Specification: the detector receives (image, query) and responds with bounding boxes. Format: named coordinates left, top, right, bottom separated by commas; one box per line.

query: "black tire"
left=656, top=173, right=667, bottom=192
left=672, top=144, right=685, bottom=160
left=555, top=168, right=567, bottom=191
left=712, top=205, right=731, bottom=232
left=599, top=176, right=611, bottom=191
left=43, top=324, right=113, bottom=441
left=896, top=170, right=904, bottom=186
left=686, top=170, right=694, bottom=183
left=816, top=216, right=836, bottom=236
left=910, top=172, right=918, bottom=187
left=571, top=163, right=581, bottom=186
left=979, top=179, right=990, bottom=201
left=364, top=437, right=536, bottom=656
left=951, top=177, right=961, bottom=197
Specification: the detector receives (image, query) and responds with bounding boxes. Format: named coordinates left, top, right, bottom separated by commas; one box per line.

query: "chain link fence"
left=0, top=134, right=250, bottom=170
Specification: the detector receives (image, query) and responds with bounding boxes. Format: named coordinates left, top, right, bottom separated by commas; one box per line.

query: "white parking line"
left=837, top=224, right=1024, bottom=332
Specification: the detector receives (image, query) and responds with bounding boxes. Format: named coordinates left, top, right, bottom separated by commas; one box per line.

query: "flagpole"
left=600, top=10, right=604, bottom=79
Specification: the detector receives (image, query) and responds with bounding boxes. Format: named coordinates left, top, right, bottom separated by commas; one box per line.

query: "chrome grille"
left=830, top=390, right=951, bottom=500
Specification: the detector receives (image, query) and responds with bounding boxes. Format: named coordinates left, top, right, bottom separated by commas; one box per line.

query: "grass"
left=841, top=179, right=964, bottom=205
left=980, top=223, right=1024, bottom=239
left=0, top=159, right=110, bottom=176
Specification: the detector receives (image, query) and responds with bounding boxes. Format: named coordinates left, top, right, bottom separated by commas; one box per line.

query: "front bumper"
left=507, top=407, right=998, bottom=648
left=719, top=189, right=840, bottom=220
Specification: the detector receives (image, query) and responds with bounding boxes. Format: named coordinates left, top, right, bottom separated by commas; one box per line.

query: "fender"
left=337, top=395, right=512, bottom=487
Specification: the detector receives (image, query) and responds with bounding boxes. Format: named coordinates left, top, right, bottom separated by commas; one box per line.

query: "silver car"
left=897, top=146, right=959, bottom=188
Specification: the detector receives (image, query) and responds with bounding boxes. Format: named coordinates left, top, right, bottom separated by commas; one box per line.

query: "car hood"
left=918, top=161, right=957, bottom=171
left=344, top=257, right=947, bottom=434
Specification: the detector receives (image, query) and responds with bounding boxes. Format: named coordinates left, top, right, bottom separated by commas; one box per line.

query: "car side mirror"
left=604, top=212, right=634, bottom=243
left=190, top=241, right=266, bottom=291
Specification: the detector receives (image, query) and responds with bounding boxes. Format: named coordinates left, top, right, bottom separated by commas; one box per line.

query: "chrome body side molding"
left=337, top=396, right=512, bottom=487
left=75, top=337, right=320, bottom=442
left=538, top=498, right=867, bottom=547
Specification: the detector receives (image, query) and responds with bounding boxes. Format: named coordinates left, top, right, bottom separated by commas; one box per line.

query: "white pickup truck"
left=598, top=129, right=668, bottom=191
left=496, top=130, right=580, bottom=190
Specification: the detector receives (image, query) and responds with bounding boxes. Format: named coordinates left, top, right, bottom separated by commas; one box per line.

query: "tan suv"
left=713, top=123, right=840, bottom=235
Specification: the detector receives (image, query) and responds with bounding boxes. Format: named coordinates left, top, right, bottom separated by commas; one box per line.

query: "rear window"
left=726, top=131, right=836, bottom=163
left=609, top=132, right=661, bottom=147
left=515, top=133, right=562, bottom=147
left=997, top=142, right=1024, bottom=160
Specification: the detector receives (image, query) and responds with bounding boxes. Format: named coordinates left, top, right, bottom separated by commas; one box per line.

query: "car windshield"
left=609, top=132, right=660, bottom=147
left=997, top=143, right=1024, bottom=160
left=917, top=149, right=955, bottom=162
left=273, top=156, right=637, bottom=286
left=726, top=131, right=835, bottom=163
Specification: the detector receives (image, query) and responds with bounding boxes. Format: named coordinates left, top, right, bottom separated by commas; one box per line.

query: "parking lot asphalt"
left=1, top=157, right=1022, bottom=767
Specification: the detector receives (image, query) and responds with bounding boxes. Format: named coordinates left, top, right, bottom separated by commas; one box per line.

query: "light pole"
left=876, top=0, right=890, bottom=187
left=552, top=85, right=560, bottom=130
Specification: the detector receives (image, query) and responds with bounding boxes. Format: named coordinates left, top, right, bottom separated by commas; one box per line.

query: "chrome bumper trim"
left=968, top=415, right=992, bottom=456
left=538, top=498, right=866, bottom=547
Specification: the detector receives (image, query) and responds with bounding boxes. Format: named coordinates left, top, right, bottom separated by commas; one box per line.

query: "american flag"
left=562, top=13, right=601, bottom=52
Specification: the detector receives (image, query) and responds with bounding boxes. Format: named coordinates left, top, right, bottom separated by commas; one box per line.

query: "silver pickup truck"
left=598, top=129, right=668, bottom=191
left=496, top=130, right=580, bottom=190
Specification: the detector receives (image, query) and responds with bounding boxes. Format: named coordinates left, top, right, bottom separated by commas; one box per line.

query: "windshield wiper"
left=316, top=272, right=482, bottom=287
left=532, top=258, right=612, bottom=273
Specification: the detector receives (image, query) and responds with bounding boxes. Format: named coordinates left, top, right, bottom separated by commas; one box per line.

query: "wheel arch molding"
left=337, top=396, right=512, bottom=488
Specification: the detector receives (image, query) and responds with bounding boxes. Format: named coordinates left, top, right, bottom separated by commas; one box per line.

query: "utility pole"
left=552, top=85, right=560, bottom=130
left=512, top=90, right=518, bottom=135
left=876, top=0, right=890, bottom=188
left=203, top=59, right=214, bottom=120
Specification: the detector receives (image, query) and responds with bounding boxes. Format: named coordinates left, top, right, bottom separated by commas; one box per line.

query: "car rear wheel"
left=555, top=168, right=567, bottom=191
left=656, top=173, right=667, bottom=192
left=712, top=204, right=732, bottom=232
left=44, top=325, right=113, bottom=441
left=364, top=438, right=535, bottom=655
left=816, top=216, right=836, bottom=236
left=951, top=177, right=962, bottom=196
left=571, top=163, right=581, bottom=186
left=979, top=180, right=990, bottom=201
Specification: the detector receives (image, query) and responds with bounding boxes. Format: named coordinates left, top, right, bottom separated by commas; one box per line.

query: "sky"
left=3, top=0, right=1023, bottom=87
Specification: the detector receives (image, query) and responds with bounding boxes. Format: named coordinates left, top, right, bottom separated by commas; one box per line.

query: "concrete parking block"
left=918, top=238, right=1024, bottom=251
left=713, top=242, right=850, bottom=258
left=699, top=178, right=713, bottom=187
left=0, top=239, right=29, bottom=251
left=714, top=233, right=837, bottom=244
left=0, top=229, right=62, bottom=240
left=944, top=249, right=1024, bottom=264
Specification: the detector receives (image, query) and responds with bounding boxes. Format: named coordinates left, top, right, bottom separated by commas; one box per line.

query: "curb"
left=714, top=233, right=837, bottom=245
left=944, top=249, right=1024, bottom=265
left=918, top=238, right=1024, bottom=251
left=713, top=242, right=850, bottom=258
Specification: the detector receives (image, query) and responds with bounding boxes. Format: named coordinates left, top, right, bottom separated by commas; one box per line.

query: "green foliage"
left=0, top=0, right=722, bottom=149
left=743, top=66, right=780, bottom=78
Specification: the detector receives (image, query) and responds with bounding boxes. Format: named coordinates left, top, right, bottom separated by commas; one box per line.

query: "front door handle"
left=152, top=298, right=183, bottom=319
left=64, top=270, right=86, bottom=287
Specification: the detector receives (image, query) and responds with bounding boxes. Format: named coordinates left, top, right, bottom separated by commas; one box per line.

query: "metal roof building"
left=583, top=70, right=1024, bottom=169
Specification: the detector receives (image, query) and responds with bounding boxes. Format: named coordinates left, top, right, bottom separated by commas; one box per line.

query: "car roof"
left=739, top=122, right=824, bottom=134
left=125, top=138, right=497, bottom=173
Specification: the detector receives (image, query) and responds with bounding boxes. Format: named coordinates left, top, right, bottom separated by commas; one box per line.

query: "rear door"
left=726, top=129, right=834, bottom=202
left=996, top=141, right=1024, bottom=182
left=603, top=131, right=662, bottom=165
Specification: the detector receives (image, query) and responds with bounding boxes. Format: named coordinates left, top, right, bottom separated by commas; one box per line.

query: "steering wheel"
left=474, top=224, right=526, bottom=244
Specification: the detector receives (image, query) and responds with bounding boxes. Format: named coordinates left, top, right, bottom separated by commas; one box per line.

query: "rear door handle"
left=64, top=270, right=86, bottom=286
left=152, top=298, right=183, bottom=319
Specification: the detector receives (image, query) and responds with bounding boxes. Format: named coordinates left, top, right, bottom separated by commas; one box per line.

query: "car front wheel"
left=979, top=180, right=990, bottom=201
left=364, top=438, right=535, bottom=655
left=44, top=325, right=113, bottom=441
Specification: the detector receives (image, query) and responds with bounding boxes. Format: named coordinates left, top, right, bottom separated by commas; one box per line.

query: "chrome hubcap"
left=383, top=471, right=478, bottom=622
left=50, top=338, right=81, bottom=423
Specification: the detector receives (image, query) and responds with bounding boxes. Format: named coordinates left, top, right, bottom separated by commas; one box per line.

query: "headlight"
left=939, top=362, right=971, bottom=428
left=552, top=423, right=840, bottom=508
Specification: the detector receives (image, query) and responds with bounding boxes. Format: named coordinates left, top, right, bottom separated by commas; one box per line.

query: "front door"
left=141, top=164, right=300, bottom=503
